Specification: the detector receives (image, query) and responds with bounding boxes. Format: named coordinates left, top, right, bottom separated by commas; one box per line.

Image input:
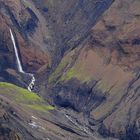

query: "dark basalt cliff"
left=0, top=0, right=140, bottom=140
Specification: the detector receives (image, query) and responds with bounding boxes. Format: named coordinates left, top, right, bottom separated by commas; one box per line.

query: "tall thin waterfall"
left=10, top=29, right=35, bottom=92
left=10, top=29, right=24, bottom=73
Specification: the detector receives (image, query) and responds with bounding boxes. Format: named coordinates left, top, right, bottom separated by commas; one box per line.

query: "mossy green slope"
left=48, top=48, right=89, bottom=84
left=0, top=82, right=54, bottom=112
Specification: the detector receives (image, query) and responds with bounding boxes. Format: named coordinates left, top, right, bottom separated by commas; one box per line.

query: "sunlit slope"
left=0, top=82, right=54, bottom=112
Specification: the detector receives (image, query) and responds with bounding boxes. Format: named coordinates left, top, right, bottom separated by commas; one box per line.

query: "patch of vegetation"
left=61, top=67, right=77, bottom=81
left=15, top=89, right=42, bottom=103
left=61, top=66, right=90, bottom=82
left=0, top=82, right=42, bottom=103
left=48, top=57, right=69, bottom=83
left=48, top=48, right=91, bottom=83
left=0, top=82, right=55, bottom=112
left=26, top=104, right=55, bottom=112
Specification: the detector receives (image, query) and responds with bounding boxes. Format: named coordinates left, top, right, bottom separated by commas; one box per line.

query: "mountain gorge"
left=0, top=0, right=140, bottom=140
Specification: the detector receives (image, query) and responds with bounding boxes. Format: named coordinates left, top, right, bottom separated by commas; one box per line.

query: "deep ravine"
left=10, top=28, right=35, bottom=92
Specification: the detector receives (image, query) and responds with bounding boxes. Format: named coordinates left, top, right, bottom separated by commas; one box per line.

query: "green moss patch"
left=60, top=65, right=91, bottom=82
left=61, top=67, right=77, bottom=81
left=48, top=55, right=70, bottom=83
left=0, top=82, right=55, bottom=112
left=26, top=104, right=55, bottom=112
left=48, top=51, right=88, bottom=83
left=0, top=82, right=42, bottom=103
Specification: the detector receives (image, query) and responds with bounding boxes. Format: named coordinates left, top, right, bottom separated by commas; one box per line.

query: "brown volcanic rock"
left=90, top=0, right=140, bottom=70
left=47, top=0, right=140, bottom=139
left=0, top=0, right=50, bottom=73
left=0, top=0, right=140, bottom=139
left=21, top=46, right=50, bottom=73
left=0, top=0, right=114, bottom=74
left=15, top=31, right=50, bottom=73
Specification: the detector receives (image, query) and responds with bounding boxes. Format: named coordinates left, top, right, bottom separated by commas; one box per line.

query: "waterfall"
left=10, top=29, right=35, bottom=92
left=10, top=29, right=24, bottom=73
left=27, top=74, right=35, bottom=92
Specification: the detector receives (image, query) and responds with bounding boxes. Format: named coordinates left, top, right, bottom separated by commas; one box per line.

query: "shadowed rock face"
left=49, top=79, right=106, bottom=112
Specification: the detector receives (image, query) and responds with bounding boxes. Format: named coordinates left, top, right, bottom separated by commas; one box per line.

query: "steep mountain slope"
left=46, top=0, right=140, bottom=139
left=0, top=0, right=113, bottom=79
left=0, top=82, right=118, bottom=140
left=0, top=0, right=140, bottom=140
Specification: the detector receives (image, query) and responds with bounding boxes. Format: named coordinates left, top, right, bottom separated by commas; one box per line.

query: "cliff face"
left=33, top=0, right=114, bottom=65
left=0, top=0, right=50, bottom=74
left=0, top=0, right=140, bottom=140
left=47, top=0, right=140, bottom=139
left=0, top=0, right=113, bottom=72
left=0, top=0, right=113, bottom=85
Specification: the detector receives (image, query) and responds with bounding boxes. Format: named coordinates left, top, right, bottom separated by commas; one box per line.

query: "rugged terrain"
left=0, top=0, right=140, bottom=140
left=0, top=82, right=109, bottom=140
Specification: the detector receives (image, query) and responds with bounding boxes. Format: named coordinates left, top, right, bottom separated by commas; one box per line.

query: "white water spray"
left=10, top=29, right=35, bottom=92
left=27, top=74, right=35, bottom=92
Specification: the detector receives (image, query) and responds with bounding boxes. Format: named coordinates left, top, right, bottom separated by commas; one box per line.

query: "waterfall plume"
left=10, top=29, right=24, bottom=73
left=10, top=29, right=35, bottom=92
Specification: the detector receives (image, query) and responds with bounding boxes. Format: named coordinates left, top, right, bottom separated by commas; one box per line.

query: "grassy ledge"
left=0, top=82, right=55, bottom=112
